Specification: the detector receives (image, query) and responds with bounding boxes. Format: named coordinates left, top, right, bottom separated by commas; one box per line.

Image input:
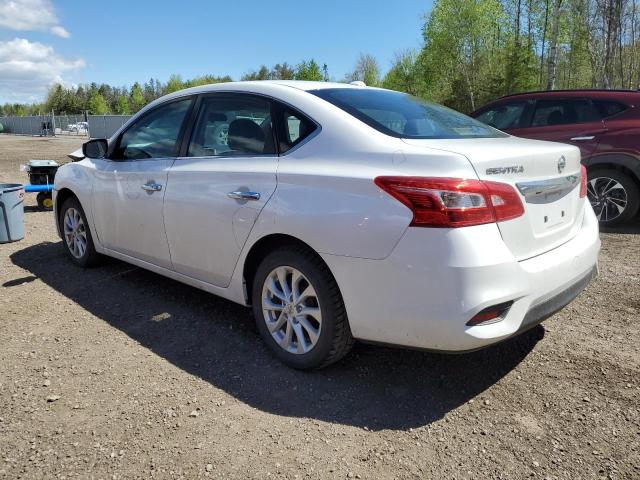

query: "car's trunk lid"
left=402, top=136, right=585, bottom=261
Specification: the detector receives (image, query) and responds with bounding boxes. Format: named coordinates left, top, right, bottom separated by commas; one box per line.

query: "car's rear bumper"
left=515, top=265, right=596, bottom=336
left=322, top=202, right=600, bottom=352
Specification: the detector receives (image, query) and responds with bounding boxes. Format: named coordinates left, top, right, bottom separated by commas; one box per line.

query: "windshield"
left=311, top=88, right=506, bottom=139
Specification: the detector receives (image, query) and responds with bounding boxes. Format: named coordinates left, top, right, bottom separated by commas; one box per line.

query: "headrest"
left=228, top=119, right=265, bottom=153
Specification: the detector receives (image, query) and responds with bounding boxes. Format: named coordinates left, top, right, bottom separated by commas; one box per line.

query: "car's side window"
left=277, top=107, right=317, bottom=153
left=531, top=98, right=599, bottom=127
left=475, top=102, right=527, bottom=130
left=113, top=98, right=192, bottom=160
left=593, top=100, right=628, bottom=119
left=188, top=96, right=275, bottom=157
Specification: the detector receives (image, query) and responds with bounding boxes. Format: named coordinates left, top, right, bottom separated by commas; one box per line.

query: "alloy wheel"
left=261, top=266, right=322, bottom=354
left=63, top=207, right=87, bottom=259
left=586, top=176, right=628, bottom=223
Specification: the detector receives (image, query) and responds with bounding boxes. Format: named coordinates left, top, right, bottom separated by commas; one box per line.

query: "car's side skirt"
left=100, top=247, right=248, bottom=307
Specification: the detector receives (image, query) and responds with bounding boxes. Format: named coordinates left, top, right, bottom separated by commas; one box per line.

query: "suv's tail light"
left=374, top=176, right=524, bottom=228
left=579, top=165, right=587, bottom=198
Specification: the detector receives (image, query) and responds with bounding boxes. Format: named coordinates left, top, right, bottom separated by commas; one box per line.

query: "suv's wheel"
left=59, top=197, right=101, bottom=267
left=586, top=169, right=639, bottom=226
left=252, top=246, right=354, bottom=370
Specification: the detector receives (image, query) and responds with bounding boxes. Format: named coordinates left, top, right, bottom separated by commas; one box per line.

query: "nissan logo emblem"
left=557, top=156, right=566, bottom=174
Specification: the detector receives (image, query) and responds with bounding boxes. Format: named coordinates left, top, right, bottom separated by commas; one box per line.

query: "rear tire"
left=251, top=246, right=354, bottom=370
left=59, top=197, right=101, bottom=267
left=587, top=169, right=639, bottom=226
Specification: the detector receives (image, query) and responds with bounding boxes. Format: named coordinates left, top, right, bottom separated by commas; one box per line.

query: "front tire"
left=587, top=169, right=639, bottom=226
left=252, top=246, right=354, bottom=370
left=59, top=197, right=101, bottom=267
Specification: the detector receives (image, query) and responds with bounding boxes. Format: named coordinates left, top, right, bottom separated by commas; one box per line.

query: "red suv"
left=471, top=90, right=640, bottom=225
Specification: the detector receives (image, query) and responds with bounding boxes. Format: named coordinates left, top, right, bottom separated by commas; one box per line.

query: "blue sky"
left=0, top=0, right=433, bottom=103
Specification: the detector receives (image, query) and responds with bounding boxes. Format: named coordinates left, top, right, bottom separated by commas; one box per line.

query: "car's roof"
left=498, top=89, right=640, bottom=100
left=471, top=89, right=640, bottom=114
left=171, top=80, right=359, bottom=96
left=254, top=80, right=359, bottom=91
left=146, top=80, right=367, bottom=115
left=123, top=80, right=371, bottom=138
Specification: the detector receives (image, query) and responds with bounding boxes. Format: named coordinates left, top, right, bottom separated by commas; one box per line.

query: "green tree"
left=129, top=82, right=146, bottom=113
left=45, top=84, right=66, bottom=113
left=88, top=91, right=109, bottom=114
left=116, top=95, right=130, bottom=114
left=382, top=50, right=420, bottom=94
left=185, top=74, right=233, bottom=87
left=295, top=59, right=324, bottom=81
left=271, top=63, right=296, bottom=80
left=143, top=78, right=157, bottom=103
left=503, top=42, right=538, bottom=94
left=165, top=74, right=184, bottom=94
left=347, top=53, right=381, bottom=86
left=417, top=0, right=505, bottom=112
left=242, top=65, right=270, bottom=81
left=14, top=104, right=28, bottom=116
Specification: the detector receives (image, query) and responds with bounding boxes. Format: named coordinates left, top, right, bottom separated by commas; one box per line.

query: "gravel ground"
left=0, top=135, right=639, bottom=479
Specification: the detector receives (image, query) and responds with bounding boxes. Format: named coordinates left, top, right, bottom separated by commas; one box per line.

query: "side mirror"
left=82, top=139, right=108, bottom=159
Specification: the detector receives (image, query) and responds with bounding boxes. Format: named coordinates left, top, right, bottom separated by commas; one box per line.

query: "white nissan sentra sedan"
left=54, top=81, right=600, bottom=369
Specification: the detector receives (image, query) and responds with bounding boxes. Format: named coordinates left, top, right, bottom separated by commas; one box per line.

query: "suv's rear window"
left=311, top=88, right=506, bottom=139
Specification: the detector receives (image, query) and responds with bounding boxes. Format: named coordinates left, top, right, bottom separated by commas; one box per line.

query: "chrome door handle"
left=227, top=191, right=260, bottom=201
left=570, top=136, right=595, bottom=141
left=141, top=182, right=162, bottom=192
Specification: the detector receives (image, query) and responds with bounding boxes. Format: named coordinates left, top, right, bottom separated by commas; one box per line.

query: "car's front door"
left=163, top=93, right=279, bottom=287
left=91, top=97, right=194, bottom=269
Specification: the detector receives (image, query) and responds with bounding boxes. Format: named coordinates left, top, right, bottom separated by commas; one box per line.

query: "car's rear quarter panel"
left=243, top=89, right=482, bottom=261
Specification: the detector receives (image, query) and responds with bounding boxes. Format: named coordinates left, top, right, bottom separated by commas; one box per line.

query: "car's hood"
left=68, top=148, right=84, bottom=161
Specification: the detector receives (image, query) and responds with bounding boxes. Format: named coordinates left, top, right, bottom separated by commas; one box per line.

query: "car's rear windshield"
left=310, top=88, right=506, bottom=139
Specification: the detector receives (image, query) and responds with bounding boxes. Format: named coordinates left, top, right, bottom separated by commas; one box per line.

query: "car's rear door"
left=91, top=97, right=194, bottom=269
left=511, top=97, right=606, bottom=159
left=163, top=93, right=279, bottom=287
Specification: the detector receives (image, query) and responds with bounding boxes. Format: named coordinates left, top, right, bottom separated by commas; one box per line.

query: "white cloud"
left=50, top=25, right=69, bottom=38
left=0, top=38, right=85, bottom=102
left=0, top=0, right=70, bottom=38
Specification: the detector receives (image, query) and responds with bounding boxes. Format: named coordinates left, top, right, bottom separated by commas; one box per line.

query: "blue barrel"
left=0, top=183, right=25, bottom=243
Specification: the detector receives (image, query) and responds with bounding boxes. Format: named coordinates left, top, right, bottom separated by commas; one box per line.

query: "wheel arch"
left=54, top=187, right=79, bottom=238
left=242, top=233, right=331, bottom=305
left=585, top=155, right=640, bottom=223
left=585, top=153, right=640, bottom=188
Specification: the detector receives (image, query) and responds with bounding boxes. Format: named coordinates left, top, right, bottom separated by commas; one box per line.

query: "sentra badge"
left=486, top=165, right=525, bottom=175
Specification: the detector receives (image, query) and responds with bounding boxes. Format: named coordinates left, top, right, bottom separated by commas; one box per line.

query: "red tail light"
left=579, top=165, right=587, bottom=198
left=374, top=176, right=524, bottom=228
